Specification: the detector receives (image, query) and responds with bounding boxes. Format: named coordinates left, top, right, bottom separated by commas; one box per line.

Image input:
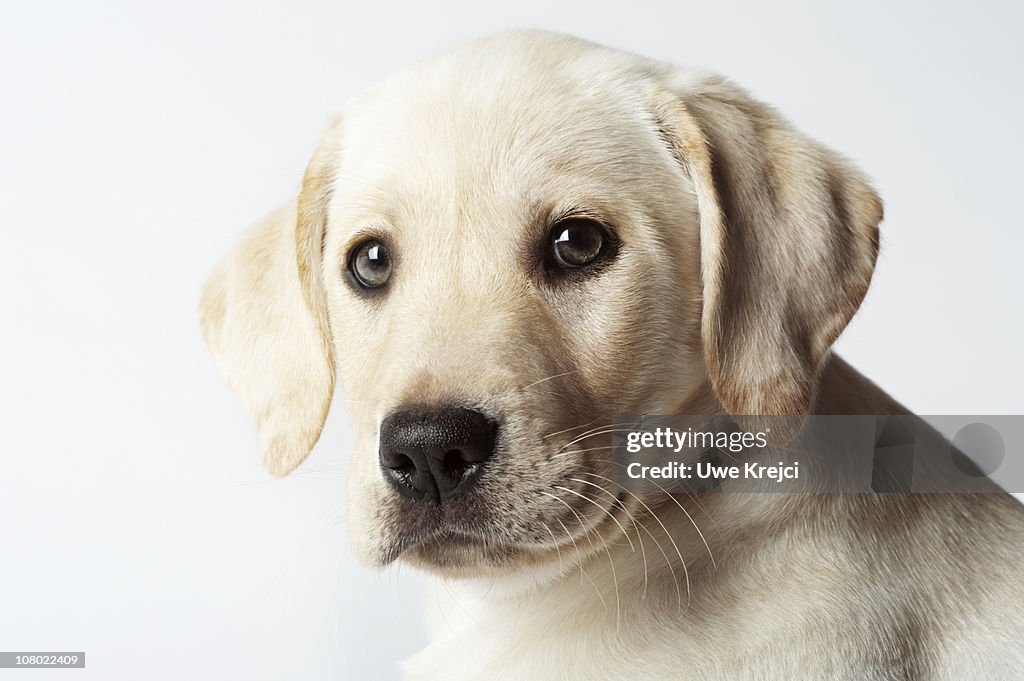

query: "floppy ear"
left=199, top=120, right=342, bottom=475
left=649, top=78, right=882, bottom=417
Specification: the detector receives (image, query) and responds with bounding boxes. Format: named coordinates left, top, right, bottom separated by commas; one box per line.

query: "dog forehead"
left=347, top=30, right=640, bottom=125
left=331, top=34, right=662, bottom=218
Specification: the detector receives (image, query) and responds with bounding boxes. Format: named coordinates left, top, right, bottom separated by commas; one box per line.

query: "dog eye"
left=348, top=239, right=393, bottom=289
left=550, top=219, right=608, bottom=268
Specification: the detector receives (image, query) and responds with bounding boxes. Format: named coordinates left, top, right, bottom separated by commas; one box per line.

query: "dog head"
left=200, top=31, right=881, bottom=577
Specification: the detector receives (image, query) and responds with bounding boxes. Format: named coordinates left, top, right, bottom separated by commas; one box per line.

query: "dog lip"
left=380, top=532, right=419, bottom=565
left=379, top=490, right=632, bottom=566
left=379, top=526, right=490, bottom=566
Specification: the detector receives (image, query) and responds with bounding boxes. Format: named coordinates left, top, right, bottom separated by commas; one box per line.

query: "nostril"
left=388, top=452, right=416, bottom=476
left=443, top=448, right=475, bottom=479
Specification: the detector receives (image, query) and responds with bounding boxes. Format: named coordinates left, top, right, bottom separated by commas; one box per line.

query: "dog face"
left=201, top=31, right=882, bottom=577
left=321, top=40, right=706, bottom=574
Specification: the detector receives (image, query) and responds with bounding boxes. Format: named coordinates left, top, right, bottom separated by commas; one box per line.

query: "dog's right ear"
left=199, top=120, right=342, bottom=476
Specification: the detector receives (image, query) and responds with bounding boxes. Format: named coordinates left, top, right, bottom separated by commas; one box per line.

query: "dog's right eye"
left=348, top=239, right=393, bottom=289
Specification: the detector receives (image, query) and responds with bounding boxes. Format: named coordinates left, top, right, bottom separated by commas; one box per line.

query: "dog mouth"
left=369, top=421, right=632, bottom=572
left=377, top=497, right=536, bottom=567
left=382, top=528, right=488, bottom=565
left=377, top=489, right=631, bottom=571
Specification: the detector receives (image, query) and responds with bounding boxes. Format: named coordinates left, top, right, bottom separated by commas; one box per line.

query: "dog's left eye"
left=550, top=219, right=609, bottom=268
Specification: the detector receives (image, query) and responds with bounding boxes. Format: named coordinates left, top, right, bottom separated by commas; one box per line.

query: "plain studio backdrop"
left=1, top=1, right=1021, bottom=679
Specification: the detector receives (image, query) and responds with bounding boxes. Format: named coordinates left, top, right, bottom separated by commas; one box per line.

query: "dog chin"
left=378, top=531, right=555, bottom=578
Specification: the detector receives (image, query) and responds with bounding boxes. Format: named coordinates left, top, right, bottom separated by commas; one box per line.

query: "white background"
left=1, top=1, right=1021, bottom=679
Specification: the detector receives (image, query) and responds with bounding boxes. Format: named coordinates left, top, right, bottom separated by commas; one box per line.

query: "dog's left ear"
left=649, top=78, right=882, bottom=417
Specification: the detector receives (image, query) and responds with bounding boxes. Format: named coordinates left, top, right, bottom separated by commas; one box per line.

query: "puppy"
left=201, top=31, right=1024, bottom=680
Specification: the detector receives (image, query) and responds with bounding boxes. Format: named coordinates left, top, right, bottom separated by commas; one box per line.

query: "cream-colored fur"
left=201, top=31, right=1024, bottom=680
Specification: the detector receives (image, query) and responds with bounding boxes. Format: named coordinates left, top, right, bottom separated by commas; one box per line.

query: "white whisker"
left=518, top=369, right=580, bottom=391
left=576, top=472, right=689, bottom=610
left=570, top=476, right=650, bottom=601
left=593, top=458, right=718, bottom=570
left=551, top=485, right=635, bottom=552
left=541, top=418, right=600, bottom=441
left=540, top=489, right=619, bottom=620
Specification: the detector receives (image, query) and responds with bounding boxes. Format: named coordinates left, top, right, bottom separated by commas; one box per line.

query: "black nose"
left=379, top=406, right=498, bottom=504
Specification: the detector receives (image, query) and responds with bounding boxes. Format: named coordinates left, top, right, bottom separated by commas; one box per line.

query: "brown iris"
left=551, top=218, right=607, bottom=268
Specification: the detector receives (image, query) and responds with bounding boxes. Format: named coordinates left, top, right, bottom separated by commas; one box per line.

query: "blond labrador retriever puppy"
left=201, top=31, right=1024, bottom=680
